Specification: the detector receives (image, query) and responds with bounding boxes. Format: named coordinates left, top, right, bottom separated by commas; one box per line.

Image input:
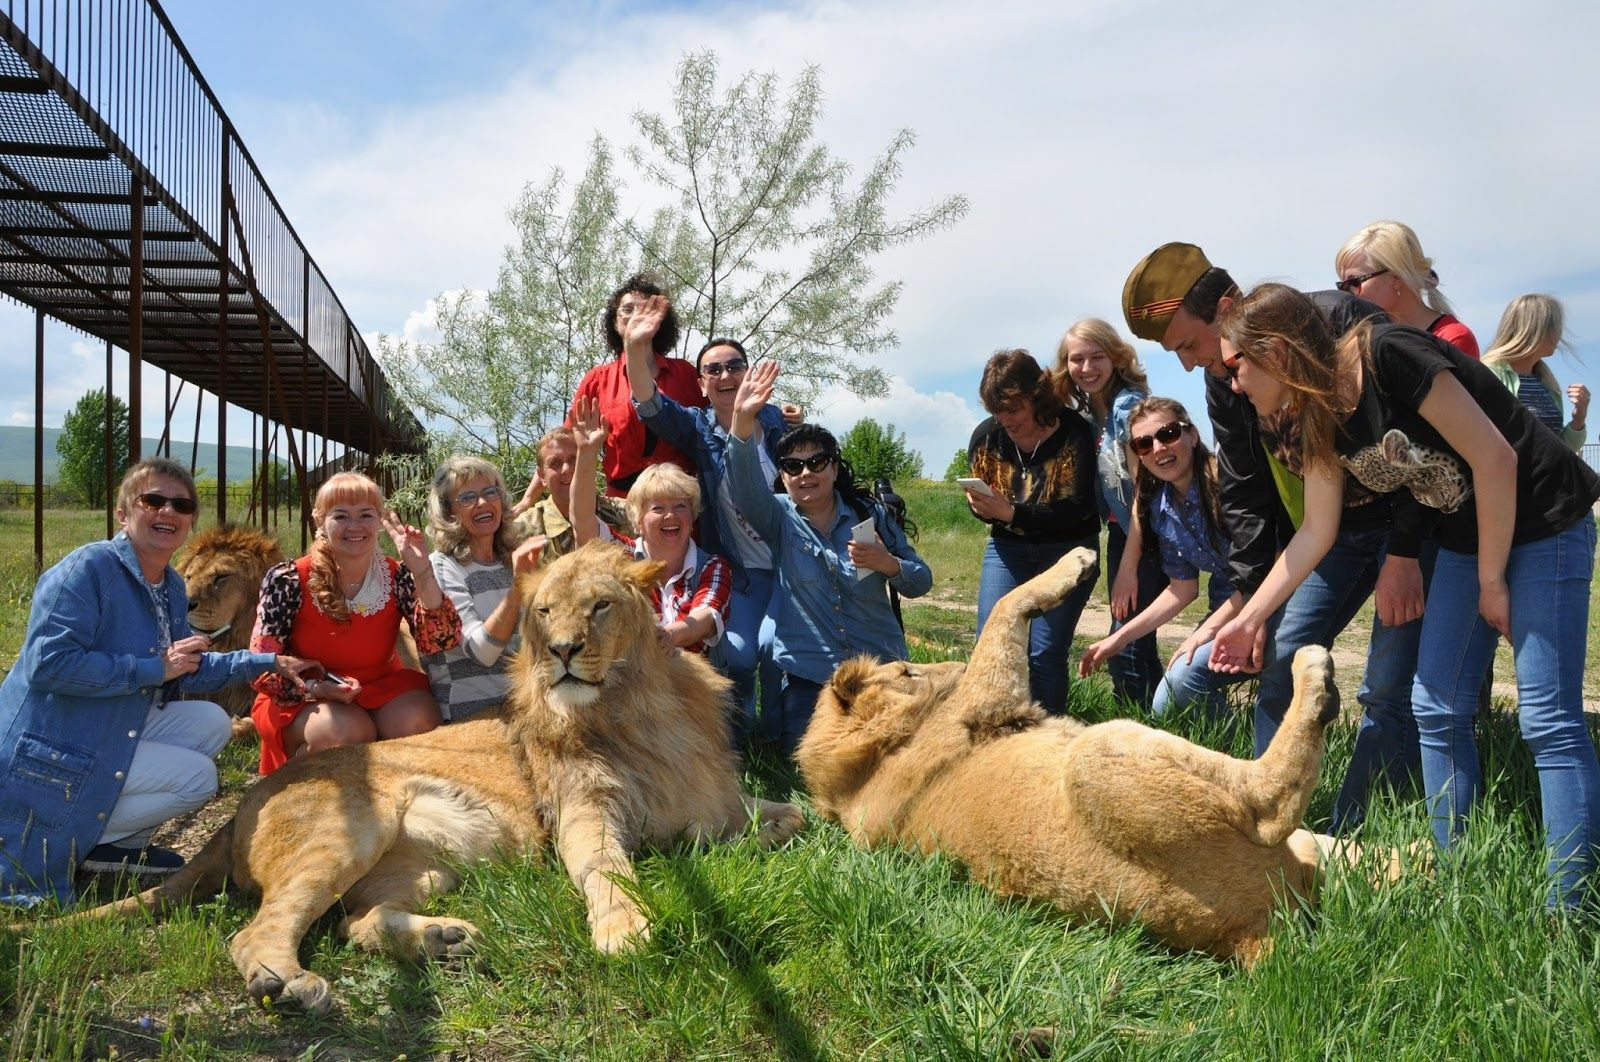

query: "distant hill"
left=0, top=425, right=264, bottom=483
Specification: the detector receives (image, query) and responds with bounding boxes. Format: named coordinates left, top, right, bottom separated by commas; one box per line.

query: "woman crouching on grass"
left=249, top=471, right=462, bottom=775
left=1077, top=397, right=1251, bottom=725
left=571, top=397, right=734, bottom=653
left=1208, top=283, right=1600, bottom=910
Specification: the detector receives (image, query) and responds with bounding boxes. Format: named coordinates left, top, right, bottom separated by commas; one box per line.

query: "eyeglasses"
left=1130, top=422, right=1190, bottom=455
left=1335, top=268, right=1388, bottom=294
left=135, top=492, right=198, bottom=515
left=777, top=453, right=835, bottom=476
left=701, top=359, right=748, bottom=378
left=454, top=486, right=503, bottom=506
left=1220, top=348, right=1245, bottom=380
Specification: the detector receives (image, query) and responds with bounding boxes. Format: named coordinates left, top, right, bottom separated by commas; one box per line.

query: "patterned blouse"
left=250, top=557, right=461, bottom=705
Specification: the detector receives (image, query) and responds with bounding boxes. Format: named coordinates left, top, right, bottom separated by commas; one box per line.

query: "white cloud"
left=812, top=377, right=984, bottom=481
left=5, top=0, right=1599, bottom=472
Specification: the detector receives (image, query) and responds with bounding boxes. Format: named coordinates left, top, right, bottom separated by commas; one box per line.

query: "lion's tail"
left=64, top=817, right=237, bottom=924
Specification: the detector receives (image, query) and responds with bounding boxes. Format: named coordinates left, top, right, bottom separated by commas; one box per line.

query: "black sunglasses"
left=777, top=453, right=836, bottom=476
left=701, top=359, right=748, bottom=378
left=1130, top=422, right=1189, bottom=455
left=453, top=486, right=502, bottom=506
left=135, top=491, right=198, bottom=515
left=1220, top=349, right=1245, bottom=380
left=1335, top=268, right=1388, bottom=294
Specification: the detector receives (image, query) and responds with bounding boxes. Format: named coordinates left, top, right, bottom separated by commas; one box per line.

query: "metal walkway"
left=0, top=0, right=423, bottom=560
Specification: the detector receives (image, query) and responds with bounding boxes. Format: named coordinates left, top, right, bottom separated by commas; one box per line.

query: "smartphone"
left=850, top=517, right=875, bottom=581
left=956, top=477, right=996, bottom=498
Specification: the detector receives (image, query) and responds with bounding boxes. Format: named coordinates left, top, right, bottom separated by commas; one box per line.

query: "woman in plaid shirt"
left=571, top=397, right=732, bottom=653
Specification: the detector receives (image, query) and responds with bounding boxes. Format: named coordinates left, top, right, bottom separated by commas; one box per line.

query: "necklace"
left=1011, top=424, right=1053, bottom=467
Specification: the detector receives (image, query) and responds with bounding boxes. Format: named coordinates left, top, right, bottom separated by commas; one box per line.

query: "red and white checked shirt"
left=621, top=537, right=732, bottom=654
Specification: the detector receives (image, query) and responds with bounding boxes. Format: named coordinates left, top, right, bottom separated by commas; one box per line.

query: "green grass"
left=4, top=489, right=1600, bottom=1057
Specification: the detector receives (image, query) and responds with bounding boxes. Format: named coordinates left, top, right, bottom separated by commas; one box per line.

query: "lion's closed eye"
left=592, top=599, right=612, bottom=615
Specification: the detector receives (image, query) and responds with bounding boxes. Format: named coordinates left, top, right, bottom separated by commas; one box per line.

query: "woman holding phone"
left=964, top=349, right=1098, bottom=714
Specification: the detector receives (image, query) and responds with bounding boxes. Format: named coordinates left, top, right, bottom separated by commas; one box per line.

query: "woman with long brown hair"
left=249, top=471, right=462, bottom=775
left=1212, top=282, right=1600, bottom=911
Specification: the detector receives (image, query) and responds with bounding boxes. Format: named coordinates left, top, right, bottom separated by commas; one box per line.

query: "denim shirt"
left=1095, top=388, right=1144, bottom=529
left=1150, top=481, right=1235, bottom=598
left=726, top=434, right=933, bottom=683
left=0, top=533, right=276, bottom=904
left=635, top=389, right=788, bottom=568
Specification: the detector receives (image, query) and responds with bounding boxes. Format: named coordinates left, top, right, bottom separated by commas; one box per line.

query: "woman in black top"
left=963, top=349, right=1099, bottom=714
left=1211, top=283, right=1600, bottom=910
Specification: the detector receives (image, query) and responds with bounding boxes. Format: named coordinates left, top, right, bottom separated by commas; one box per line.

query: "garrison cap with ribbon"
left=1121, top=242, right=1214, bottom=341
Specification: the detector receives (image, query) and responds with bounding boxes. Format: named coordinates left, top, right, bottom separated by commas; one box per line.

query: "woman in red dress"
left=249, top=472, right=461, bottom=774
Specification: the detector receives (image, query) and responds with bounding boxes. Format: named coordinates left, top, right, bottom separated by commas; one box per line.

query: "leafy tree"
left=56, top=388, right=129, bottom=509
left=840, top=417, right=923, bottom=486
left=379, top=52, right=967, bottom=455
left=943, top=448, right=970, bottom=481
left=629, top=53, right=968, bottom=401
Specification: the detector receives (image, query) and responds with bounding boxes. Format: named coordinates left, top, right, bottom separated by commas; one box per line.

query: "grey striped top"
left=426, top=552, right=517, bottom=720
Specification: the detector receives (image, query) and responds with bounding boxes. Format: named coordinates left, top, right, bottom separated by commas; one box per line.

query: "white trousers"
left=99, top=700, right=231, bottom=847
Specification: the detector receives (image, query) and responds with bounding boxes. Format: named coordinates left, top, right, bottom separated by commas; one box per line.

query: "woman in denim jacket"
left=0, top=458, right=319, bottom=905
left=725, top=361, right=932, bottom=757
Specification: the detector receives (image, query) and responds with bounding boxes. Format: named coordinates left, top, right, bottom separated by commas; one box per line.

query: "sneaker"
left=79, top=843, right=186, bottom=877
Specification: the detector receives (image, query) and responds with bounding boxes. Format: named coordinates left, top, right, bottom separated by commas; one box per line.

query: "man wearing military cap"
left=1121, top=242, right=1425, bottom=832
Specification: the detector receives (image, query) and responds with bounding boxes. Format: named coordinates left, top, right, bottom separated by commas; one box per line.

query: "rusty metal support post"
left=127, top=171, right=143, bottom=461
left=33, top=308, right=44, bottom=574
left=216, top=126, right=231, bottom=523
left=103, top=337, right=113, bottom=538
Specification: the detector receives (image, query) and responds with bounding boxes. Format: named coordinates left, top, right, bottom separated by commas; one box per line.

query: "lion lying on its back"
left=797, top=548, right=1392, bottom=965
left=80, top=542, right=804, bottom=1014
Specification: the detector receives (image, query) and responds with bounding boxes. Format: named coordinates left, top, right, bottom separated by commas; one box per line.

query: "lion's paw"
left=591, top=905, right=651, bottom=954
left=248, top=965, right=332, bottom=1017
left=1290, top=645, right=1338, bottom=726
left=756, top=802, right=806, bottom=848
left=421, top=918, right=479, bottom=962
left=1017, top=548, right=1098, bottom=617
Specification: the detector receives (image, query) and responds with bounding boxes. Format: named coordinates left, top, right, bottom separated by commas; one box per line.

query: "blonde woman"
left=1335, top=220, right=1478, bottom=357
left=1055, top=318, right=1166, bottom=707
left=249, top=472, right=461, bottom=775
left=426, top=455, right=544, bottom=721
left=1482, top=294, right=1589, bottom=452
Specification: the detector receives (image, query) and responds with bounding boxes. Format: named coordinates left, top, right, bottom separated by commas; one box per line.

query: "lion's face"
left=796, top=657, right=965, bottom=814
left=517, top=542, right=666, bottom=710
left=178, top=524, right=285, bottom=652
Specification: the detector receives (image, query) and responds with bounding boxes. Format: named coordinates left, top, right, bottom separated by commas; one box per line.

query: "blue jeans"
left=775, top=672, right=824, bottom=760
left=977, top=535, right=1098, bottom=715
left=1250, top=527, right=1423, bottom=831
left=1414, top=516, right=1598, bottom=908
left=713, top=567, right=777, bottom=735
left=1151, top=581, right=1249, bottom=723
left=1104, top=522, right=1168, bottom=710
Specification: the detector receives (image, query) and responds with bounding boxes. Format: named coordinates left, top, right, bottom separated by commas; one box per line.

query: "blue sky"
left=3, top=0, right=1598, bottom=476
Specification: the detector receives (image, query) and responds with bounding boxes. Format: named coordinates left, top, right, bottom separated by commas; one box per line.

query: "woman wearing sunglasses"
left=965, top=349, right=1098, bottom=715
left=1077, top=398, right=1251, bottom=723
left=620, top=298, right=801, bottom=736
left=1335, top=221, right=1478, bottom=358
left=249, top=472, right=462, bottom=776
left=1055, top=318, right=1167, bottom=708
left=725, top=361, right=932, bottom=757
left=1212, top=283, right=1600, bottom=910
left=424, top=456, right=545, bottom=722
left=0, top=458, right=323, bottom=903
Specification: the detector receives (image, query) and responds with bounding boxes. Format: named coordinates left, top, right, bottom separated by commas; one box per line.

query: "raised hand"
left=382, top=511, right=429, bottom=575
left=780, top=402, right=805, bottom=425
left=1569, top=382, right=1590, bottom=425
left=573, top=394, right=607, bottom=453
left=622, top=294, right=671, bottom=352
left=730, top=359, right=778, bottom=441
left=511, top=535, right=546, bottom=576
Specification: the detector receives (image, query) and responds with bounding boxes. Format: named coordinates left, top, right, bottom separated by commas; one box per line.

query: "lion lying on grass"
left=797, top=547, right=1392, bottom=966
left=78, top=542, right=804, bottom=1015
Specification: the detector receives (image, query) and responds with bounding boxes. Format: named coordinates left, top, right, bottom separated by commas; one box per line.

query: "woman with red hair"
left=249, top=472, right=461, bottom=774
